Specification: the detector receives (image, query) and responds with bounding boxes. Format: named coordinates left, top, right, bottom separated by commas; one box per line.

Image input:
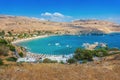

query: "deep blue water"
left=17, top=33, right=120, bottom=55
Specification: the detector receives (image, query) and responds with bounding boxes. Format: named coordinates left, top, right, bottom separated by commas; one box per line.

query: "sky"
left=0, top=0, right=120, bottom=23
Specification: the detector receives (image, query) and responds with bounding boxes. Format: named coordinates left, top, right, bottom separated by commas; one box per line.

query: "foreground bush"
left=43, top=58, right=52, bottom=63
left=43, top=58, right=58, bottom=63
left=6, top=57, right=17, bottom=62
left=67, top=58, right=77, bottom=64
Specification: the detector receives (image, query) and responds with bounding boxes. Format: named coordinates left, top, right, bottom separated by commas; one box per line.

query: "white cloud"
left=40, top=12, right=72, bottom=22
left=41, top=12, right=52, bottom=17
left=53, top=12, right=64, bottom=17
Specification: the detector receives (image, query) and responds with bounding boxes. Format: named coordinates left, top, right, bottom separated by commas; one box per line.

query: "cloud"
left=41, top=12, right=52, bottom=17
left=40, top=12, right=72, bottom=22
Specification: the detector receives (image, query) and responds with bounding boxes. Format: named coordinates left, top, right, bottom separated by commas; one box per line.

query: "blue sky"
left=0, top=0, right=120, bottom=23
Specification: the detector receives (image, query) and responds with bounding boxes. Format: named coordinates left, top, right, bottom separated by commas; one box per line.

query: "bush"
left=67, top=58, right=76, bottom=64
left=51, top=60, right=58, bottom=63
left=6, top=57, right=17, bottom=62
left=0, top=58, right=3, bottom=65
left=60, top=61, right=64, bottom=64
left=82, top=60, right=88, bottom=63
left=19, top=52, right=24, bottom=57
left=43, top=58, right=52, bottom=63
left=43, top=58, right=58, bottom=63
left=0, top=39, right=8, bottom=44
left=74, top=48, right=93, bottom=61
left=7, top=44, right=15, bottom=51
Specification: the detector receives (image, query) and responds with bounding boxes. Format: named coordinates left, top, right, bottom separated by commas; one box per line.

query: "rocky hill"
left=0, top=15, right=120, bottom=34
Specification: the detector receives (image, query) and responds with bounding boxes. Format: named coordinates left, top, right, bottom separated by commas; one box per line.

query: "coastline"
left=12, top=34, right=73, bottom=62
left=12, top=35, right=50, bottom=44
left=11, top=33, right=120, bottom=62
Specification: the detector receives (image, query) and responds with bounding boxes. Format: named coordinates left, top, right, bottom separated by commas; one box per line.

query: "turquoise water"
left=17, top=33, right=120, bottom=55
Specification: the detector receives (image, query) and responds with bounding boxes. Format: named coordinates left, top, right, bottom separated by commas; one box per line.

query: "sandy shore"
left=12, top=35, right=49, bottom=44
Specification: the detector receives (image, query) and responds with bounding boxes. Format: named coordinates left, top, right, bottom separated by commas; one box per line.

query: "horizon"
left=0, top=0, right=120, bottom=23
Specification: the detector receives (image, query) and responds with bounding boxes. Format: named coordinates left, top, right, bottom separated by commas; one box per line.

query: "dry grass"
left=0, top=60, right=120, bottom=80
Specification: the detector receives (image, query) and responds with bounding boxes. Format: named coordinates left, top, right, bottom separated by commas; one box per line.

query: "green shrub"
left=0, top=39, right=8, bottom=44
left=60, top=61, right=64, bottom=64
left=8, top=31, right=12, bottom=36
left=67, top=58, right=76, bottom=64
left=19, top=52, right=24, bottom=57
left=0, top=58, right=3, bottom=65
left=74, top=48, right=93, bottom=61
left=43, top=58, right=58, bottom=63
left=7, top=44, right=15, bottom=51
left=6, top=57, right=17, bottom=62
left=43, top=58, right=51, bottom=63
left=51, top=60, right=58, bottom=63
left=82, top=60, right=88, bottom=63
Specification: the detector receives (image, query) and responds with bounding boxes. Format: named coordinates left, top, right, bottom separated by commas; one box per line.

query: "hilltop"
left=0, top=15, right=120, bottom=34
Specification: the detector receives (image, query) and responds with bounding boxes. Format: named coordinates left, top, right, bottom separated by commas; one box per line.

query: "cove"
left=17, top=33, right=120, bottom=55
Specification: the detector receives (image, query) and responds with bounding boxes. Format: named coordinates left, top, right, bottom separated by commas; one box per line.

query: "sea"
left=17, top=33, right=120, bottom=55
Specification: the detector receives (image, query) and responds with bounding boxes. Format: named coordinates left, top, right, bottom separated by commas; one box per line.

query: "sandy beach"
left=12, top=35, right=49, bottom=44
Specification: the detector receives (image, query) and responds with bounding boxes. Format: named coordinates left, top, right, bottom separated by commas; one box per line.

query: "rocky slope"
left=0, top=15, right=120, bottom=34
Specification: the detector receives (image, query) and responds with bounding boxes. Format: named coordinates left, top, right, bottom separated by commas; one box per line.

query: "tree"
left=74, top=48, right=93, bottom=61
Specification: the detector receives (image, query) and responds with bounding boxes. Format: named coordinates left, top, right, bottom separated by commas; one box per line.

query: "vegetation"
left=43, top=58, right=57, bottom=63
left=7, top=31, right=12, bottom=36
left=0, top=38, right=8, bottom=44
left=0, top=30, right=5, bottom=38
left=70, top=47, right=120, bottom=64
left=19, top=52, right=24, bottom=57
left=0, top=58, right=3, bottom=65
left=6, top=57, right=17, bottom=62
left=7, top=44, right=15, bottom=51
left=74, top=48, right=93, bottom=61
left=67, top=58, right=77, bottom=64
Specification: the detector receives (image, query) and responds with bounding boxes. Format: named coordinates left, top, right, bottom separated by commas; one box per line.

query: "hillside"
left=0, top=15, right=120, bottom=34
left=0, top=54, right=120, bottom=80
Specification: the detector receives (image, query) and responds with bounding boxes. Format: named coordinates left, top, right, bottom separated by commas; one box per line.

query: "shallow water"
left=17, top=33, right=120, bottom=55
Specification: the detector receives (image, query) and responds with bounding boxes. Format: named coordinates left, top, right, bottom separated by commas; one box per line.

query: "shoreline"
left=11, top=32, right=120, bottom=44
left=12, top=35, right=51, bottom=44
left=12, top=34, right=73, bottom=62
